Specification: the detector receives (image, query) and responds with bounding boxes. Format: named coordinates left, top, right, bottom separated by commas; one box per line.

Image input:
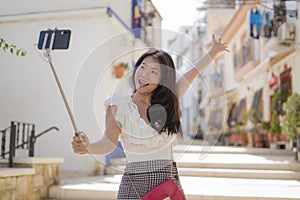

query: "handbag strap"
left=126, top=143, right=174, bottom=199
left=170, top=144, right=173, bottom=179
left=126, top=169, right=142, bottom=199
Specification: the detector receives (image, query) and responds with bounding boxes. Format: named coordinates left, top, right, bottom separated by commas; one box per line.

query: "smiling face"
left=134, top=56, right=161, bottom=95
left=132, top=49, right=180, bottom=135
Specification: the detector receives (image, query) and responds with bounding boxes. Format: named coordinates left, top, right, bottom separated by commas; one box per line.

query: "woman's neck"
left=132, top=92, right=151, bottom=105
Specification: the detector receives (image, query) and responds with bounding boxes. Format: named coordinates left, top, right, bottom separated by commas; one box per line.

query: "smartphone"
left=38, top=29, right=71, bottom=50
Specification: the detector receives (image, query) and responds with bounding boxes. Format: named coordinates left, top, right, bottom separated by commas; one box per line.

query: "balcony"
left=233, top=38, right=260, bottom=82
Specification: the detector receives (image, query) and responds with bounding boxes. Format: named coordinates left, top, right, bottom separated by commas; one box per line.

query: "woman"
left=72, top=34, right=229, bottom=199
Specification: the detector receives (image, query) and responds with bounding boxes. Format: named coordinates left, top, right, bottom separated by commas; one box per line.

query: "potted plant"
left=114, top=62, right=129, bottom=79
left=247, top=108, right=265, bottom=147
left=261, top=121, right=271, bottom=147
left=282, top=93, right=300, bottom=155
left=270, top=91, right=283, bottom=141
left=250, top=125, right=265, bottom=148
left=270, top=112, right=282, bottom=141
left=234, top=124, right=248, bottom=146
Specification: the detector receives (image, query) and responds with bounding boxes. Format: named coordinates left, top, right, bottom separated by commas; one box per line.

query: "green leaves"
left=282, top=93, right=300, bottom=139
left=0, top=38, right=27, bottom=56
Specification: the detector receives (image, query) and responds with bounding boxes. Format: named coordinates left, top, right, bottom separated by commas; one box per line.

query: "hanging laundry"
left=250, top=7, right=263, bottom=39
left=263, top=10, right=273, bottom=38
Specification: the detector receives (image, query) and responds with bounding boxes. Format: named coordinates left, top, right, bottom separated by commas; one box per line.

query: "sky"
left=151, top=0, right=202, bottom=31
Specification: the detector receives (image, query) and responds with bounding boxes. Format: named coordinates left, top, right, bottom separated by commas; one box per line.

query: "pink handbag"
left=127, top=145, right=184, bottom=200
left=141, top=178, right=184, bottom=200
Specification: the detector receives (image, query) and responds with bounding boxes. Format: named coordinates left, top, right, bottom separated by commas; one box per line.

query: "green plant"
left=270, top=91, right=282, bottom=136
left=117, top=62, right=129, bottom=69
left=235, top=124, right=244, bottom=135
left=114, top=62, right=129, bottom=78
left=0, top=38, right=27, bottom=56
left=249, top=127, right=258, bottom=134
left=261, top=121, right=270, bottom=131
left=239, top=112, right=248, bottom=125
left=248, top=108, right=262, bottom=125
left=282, top=93, right=300, bottom=139
left=270, top=112, right=281, bottom=136
left=271, top=91, right=281, bottom=113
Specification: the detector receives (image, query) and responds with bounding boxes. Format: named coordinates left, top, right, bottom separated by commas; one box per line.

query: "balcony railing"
left=234, top=38, right=258, bottom=73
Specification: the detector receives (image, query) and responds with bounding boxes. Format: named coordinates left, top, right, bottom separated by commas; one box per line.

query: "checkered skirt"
left=117, top=159, right=186, bottom=200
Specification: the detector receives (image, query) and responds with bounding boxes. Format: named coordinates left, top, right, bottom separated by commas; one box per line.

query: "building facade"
left=0, top=0, right=162, bottom=174
left=218, top=0, right=299, bottom=146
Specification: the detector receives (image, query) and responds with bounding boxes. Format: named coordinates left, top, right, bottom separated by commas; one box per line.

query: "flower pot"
left=114, top=65, right=126, bottom=78
left=273, top=133, right=282, bottom=142
left=252, top=133, right=264, bottom=148
left=235, top=134, right=248, bottom=146
left=228, top=133, right=235, bottom=146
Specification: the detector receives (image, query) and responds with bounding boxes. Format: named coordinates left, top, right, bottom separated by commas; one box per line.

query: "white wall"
left=0, top=0, right=107, bottom=16
left=0, top=8, right=141, bottom=173
left=108, top=0, right=132, bottom=29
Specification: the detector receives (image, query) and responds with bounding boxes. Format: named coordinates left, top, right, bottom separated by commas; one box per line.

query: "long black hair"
left=133, top=49, right=181, bottom=135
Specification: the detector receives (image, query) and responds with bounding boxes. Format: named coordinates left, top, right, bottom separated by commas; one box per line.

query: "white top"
left=104, top=93, right=176, bottom=163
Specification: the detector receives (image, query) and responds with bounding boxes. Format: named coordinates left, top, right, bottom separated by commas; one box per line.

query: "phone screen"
left=38, top=29, right=71, bottom=50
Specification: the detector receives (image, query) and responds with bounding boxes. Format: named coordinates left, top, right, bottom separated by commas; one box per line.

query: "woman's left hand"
left=210, top=34, right=230, bottom=56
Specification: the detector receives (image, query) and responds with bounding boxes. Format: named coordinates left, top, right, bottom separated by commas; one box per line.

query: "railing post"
left=22, top=123, right=25, bottom=148
left=29, top=124, right=35, bottom=157
left=1, top=130, right=5, bottom=158
left=9, top=121, right=16, bottom=168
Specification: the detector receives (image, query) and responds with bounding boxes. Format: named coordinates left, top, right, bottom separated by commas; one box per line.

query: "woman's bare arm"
left=177, top=35, right=229, bottom=100
left=72, top=105, right=121, bottom=155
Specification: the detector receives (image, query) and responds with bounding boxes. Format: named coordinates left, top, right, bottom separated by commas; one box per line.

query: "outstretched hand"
left=210, top=34, right=230, bottom=56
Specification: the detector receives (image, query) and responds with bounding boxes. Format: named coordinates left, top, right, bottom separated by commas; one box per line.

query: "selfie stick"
left=42, top=30, right=80, bottom=136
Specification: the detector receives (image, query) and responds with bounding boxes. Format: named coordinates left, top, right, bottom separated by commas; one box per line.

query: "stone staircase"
left=49, top=145, right=300, bottom=200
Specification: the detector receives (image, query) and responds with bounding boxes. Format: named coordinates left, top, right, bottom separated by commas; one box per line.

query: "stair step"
left=49, top=145, right=300, bottom=199
left=176, top=152, right=299, bottom=171
left=109, top=152, right=299, bottom=171
left=110, top=157, right=126, bottom=166
left=104, top=165, right=300, bottom=180
left=178, top=168, right=300, bottom=180
left=182, top=176, right=300, bottom=200
left=174, top=145, right=294, bottom=156
left=49, top=175, right=300, bottom=200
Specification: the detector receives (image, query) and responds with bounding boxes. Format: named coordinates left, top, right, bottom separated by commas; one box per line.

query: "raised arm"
left=72, top=105, right=121, bottom=155
left=177, top=34, right=229, bottom=100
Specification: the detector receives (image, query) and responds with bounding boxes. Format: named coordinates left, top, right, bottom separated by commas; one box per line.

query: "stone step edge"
left=108, top=158, right=300, bottom=171
left=177, top=162, right=300, bottom=171
left=173, top=145, right=294, bottom=155
left=104, top=165, right=300, bottom=180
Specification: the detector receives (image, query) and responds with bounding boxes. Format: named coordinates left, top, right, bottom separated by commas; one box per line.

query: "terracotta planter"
left=272, top=133, right=287, bottom=142
left=228, top=133, right=235, bottom=145
left=235, top=134, right=248, bottom=146
left=252, top=133, right=264, bottom=148
left=114, top=65, right=126, bottom=78
left=266, top=132, right=272, bottom=143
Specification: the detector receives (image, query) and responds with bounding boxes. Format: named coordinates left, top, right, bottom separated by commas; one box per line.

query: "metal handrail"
left=2, top=126, right=59, bottom=155
left=35, top=126, right=59, bottom=139
left=0, top=122, right=59, bottom=167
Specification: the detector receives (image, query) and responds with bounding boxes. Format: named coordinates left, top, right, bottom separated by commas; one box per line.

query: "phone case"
left=38, top=29, right=71, bottom=50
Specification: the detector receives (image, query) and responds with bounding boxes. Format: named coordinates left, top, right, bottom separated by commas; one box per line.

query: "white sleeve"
left=104, top=94, right=128, bottom=125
